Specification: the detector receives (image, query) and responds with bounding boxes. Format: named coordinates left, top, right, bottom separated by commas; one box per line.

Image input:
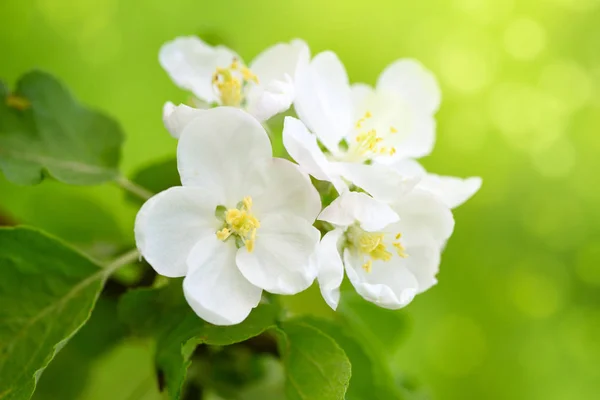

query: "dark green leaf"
left=275, top=320, right=351, bottom=400
left=126, top=157, right=179, bottom=204
left=0, top=71, right=124, bottom=185
left=0, top=227, right=112, bottom=400
left=118, top=283, right=278, bottom=400
left=299, top=317, right=405, bottom=400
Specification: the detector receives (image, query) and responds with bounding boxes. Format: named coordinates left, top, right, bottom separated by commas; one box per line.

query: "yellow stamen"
left=390, top=126, right=398, bottom=134
left=393, top=242, right=408, bottom=258
left=351, top=112, right=397, bottom=157
left=349, top=227, right=408, bottom=273
left=355, top=111, right=373, bottom=128
left=216, top=228, right=231, bottom=241
left=212, top=59, right=258, bottom=107
left=357, top=232, right=392, bottom=262
left=6, top=94, right=30, bottom=110
left=216, top=196, right=260, bottom=252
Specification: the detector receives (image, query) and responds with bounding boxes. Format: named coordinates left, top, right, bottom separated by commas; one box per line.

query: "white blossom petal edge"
left=160, top=36, right=309, bottom=125
left=391, top=159, right=482, bottom=209
left=135, top=107, right=321, bottom=325
left=284, top=52, right=440, bottom=197
left=314, top=190, right=453, bottom=310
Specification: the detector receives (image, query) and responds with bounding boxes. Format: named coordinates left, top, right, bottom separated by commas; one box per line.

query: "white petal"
left=159, top=36, right=238, bottom=103
left=293, top=51, right=353, bottom=151
left=162, top=102, right=204, bottom=139
left=134, top=187, right=221, bottom=277
left=184, top=235, right=262, bottom=325
left=392, top=159, right=481, bottom=208
left=319, top=191, right=399, bottom=231
left=393, top=115, right=436, bottom=161
left=420, top=175, right=482, bottom=209
left=282, top=117, right=347, bottom=193
left=344, top=250, right=419, bottom=309
left=333, top=162, right=419, bottom=203
left=392, top=188, right=455, bottom=247
left=390, top=158, right=427, bottom=178
left=400, top=235, right=442, bottom=293
left=245, top=79, right=295, bottom=122
left=236, top=214, right=320, bottom=295
left=251, top=158, right=321, bottom=222
left=245, top=39, right=310, bottom=121
left=351, top=83, right=374, bottom=109
left=351, top=88, right=436, bottom=162
left=315, top=229, right=345, bottom=310
left=377, top=59, right=441, bottom=115
left=177, top=107, right=272, bottom=205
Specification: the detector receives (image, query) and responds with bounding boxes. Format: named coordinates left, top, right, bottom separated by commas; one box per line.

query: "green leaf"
left=0, top=227, right=113, bottom=400
left=118, top=284, right=278, bottom=400
left=0, top=71, right=124, bottom=185
left=276, top=320, right=351, bottom=400
left=338, top=289, right=412, bottom=360
left=299, top=317, right=405, bottom=400
left=32, top=297, right=127, bottom=400
left=126, top=157, right=179, bottom=204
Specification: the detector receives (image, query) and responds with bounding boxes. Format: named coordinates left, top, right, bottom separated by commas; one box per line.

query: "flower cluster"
left=135, top=36, right=481, bottom=325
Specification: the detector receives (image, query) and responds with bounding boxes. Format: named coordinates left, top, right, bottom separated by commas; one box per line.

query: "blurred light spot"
left=559, top=308, right=600, bottom=363
left=531, top=136, right=576, bottom=178
left=509, top=268, right=565, bottom=318
left=78, top=27, right=123, bottom=67
left=439, top=43, right=492, bottom=94
left=504, top=18, right=546, bottom=61
left=36, top=0, right=117, bottom=43
left=455, top=0, right=515, bottom=24
left=550, top=0, right=600, bottom=11
left=444, top=108, right=488, bottom=152
left=521, top=193, right=585, bottom=250
left=488, top=83, right=567, bottom=151
left=518, top=334, right=560, bottom=376
left=575, top=241, right=600, bottom=286
left=539, top=60, right=592, bottom=112
left=427, top=314, right=487, bottom=376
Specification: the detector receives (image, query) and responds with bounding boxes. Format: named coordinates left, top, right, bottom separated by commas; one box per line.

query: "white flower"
left=391, top=159, right=482, bottom=209
left=283, top=52, right=440, bottom=198
left=159, top=36, right=309, bottom=133
left=135, top=107, right=321, bottom=325
left=314, top=190, right=453, bottom=310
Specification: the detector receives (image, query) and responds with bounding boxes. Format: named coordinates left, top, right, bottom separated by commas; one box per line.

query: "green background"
left=1, top=0, right=599, bottom=399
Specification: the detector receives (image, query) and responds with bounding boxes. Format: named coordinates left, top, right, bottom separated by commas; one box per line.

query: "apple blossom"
left=159, top=35, right=309, bottom=134
left=314, top=190, right=453, bottom=310
left=135, top=107, right=321, bottom=325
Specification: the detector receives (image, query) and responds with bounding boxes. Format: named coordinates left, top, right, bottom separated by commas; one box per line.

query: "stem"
left=115, top=176, right=154, bottom=201
left=103, top=248, right=141, bottom=277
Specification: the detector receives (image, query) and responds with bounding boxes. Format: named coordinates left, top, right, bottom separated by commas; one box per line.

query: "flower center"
left=212, top=59, right=259, bottom=107
left=215, top=196, right=260, bottom=252
left=347, top=111, right=398, bottom=158
left=346, top=225, right=407, bottom=273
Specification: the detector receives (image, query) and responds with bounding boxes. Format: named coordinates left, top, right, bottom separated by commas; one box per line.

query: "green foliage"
left=302, top=316, right=405, bottom=400
left=0, top=71, right=123, bottom=185
left=126, top=157, right=179, bottom=204
left=275, top=320, right=352, bottom=400
left=32, top=298, right=127, bottom=400
left=0, top=227, right=109, bottom=400
left=118, top=283, right=279, bottom=399
left=338, top=289, right=412, bottom=361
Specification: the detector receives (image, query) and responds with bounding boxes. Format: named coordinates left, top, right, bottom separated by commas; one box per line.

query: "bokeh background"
left=1, top=0, right=600, bottom=399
